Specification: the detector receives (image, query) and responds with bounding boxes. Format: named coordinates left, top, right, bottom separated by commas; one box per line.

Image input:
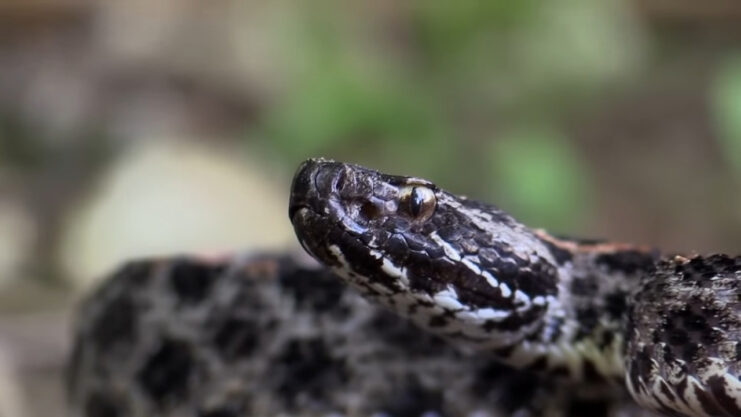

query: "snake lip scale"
left=289, top=157, right=741, bottom=417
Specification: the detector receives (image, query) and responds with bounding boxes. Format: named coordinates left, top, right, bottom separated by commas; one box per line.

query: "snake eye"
left=400, top=185, right=436, bottom=221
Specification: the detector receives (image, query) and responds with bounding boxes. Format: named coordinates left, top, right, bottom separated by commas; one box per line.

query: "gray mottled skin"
left=68, top=253, right=657, bottom=417
left=288, top=159, right=741, bottom=417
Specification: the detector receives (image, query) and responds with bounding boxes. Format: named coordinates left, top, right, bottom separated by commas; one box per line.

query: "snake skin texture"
left=288, top=158, right=741, bottom=417
left=68, top=253, right=658, bottom=417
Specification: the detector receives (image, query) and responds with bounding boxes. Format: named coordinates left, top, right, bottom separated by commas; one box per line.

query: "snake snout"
left=289, top=158, right=338, bottom=220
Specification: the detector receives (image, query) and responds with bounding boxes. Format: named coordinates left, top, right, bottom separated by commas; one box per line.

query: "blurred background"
left=1, top=1, right=741, bottom=416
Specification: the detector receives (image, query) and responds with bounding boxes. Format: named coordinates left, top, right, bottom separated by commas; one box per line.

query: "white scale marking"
left=498, top=282, right=512, bottom=298
left=456, top=307, right=510, bottom=322
left=433, top=287, right=464, bottom=311
left=481, top=270, right=500, bottom=289
left=462, top=257, right=481, bottom=274
left=369, top=249, right=410, bottom=288
left=429, top=231, right=461, bottom=261
left=514, top=290, right=531, bottom=307
left=532, top=296, right=547, bottom=306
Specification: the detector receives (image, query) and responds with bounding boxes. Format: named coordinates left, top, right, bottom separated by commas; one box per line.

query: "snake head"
left=289, top=158, right=559, bottom=349
left=290, top=158, right=437, bottom=262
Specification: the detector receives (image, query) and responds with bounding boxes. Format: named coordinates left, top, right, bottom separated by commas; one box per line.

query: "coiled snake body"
left=288, top=159, right=741, bottom=417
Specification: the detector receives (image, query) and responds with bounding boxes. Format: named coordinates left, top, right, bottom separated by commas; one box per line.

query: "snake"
left=288, top=158, right=741, bottom=417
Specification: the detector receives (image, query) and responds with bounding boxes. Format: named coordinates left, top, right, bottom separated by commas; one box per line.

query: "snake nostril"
left=359, top=201, right=381, bottom=221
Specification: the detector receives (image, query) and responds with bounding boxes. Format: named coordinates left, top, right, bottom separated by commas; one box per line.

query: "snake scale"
left=68, top=158, right=741, bottom=417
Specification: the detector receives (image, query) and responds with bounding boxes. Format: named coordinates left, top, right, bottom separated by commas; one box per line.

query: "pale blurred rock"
left=0, top=201, right=36, bottom=288
left=0, top=309, right=69, bottom=417
left=58, top=139, right=294, bottom=289
left=0, top=342, right=28, bottom=417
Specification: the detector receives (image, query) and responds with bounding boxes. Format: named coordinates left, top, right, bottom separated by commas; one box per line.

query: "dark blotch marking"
left=629, top=348, right=653, bottom=396
left=548, top=365, right=571, bottom=377
left=604, top=291, right=628, bottom=320
left=405, top=256, right=449, bottom=295
left=273, top=338, right=347, bottom=406
left=366, top=312, right=448, bottom=355
left=513, top=265, right=558, bottom=298
left=378, top=376, right=444, bottom=417
left=693, top=381, right=725, bottom=416
left=429, top=315, right=449, bottom=328
left=199, top=404, right=245, bottom=417
left=582, top=360, right=604, bottom=383
left=570, top=275, right=598, bottom=297
left=212, top=317, right=260, bottom=360
left=568, top=398, right=609, bottom=417
left=708, top=375, right=741, bottom=416
left=667, top=329, right=688, bottom=346
left=91, top=294, right=136, bottom=352
left=473, top=361, right=541, bottom=413
left=596, top=250, right=658, bottom=274
left=493, top=345, right=516, bottom=358
left=575, top=307, right=599, bottom=340
left=136, top=339, right=193, bottom=404
left=85, top=392, right=121, bottom=417
left=658, top=380, right=676, bottom=403
left=598, top=330, right=614, bottom=349
left=683, top=313, right=709, bottom=332
left=681, top=343, right=700, bottom=362
left=170, top=260, right=223, bottom=304
left=278, top=265, right=344, bottom=312
left=526, top=356, right=548, bottom=372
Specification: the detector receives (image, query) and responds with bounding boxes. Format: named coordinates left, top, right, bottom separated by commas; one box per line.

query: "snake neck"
left=289, top=159, right=660, bottom=382
left=510, top=231, right=660, bottom=381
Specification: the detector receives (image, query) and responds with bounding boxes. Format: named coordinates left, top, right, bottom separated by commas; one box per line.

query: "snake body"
left=69, top=253, right=657, bottom=417
left=288, top=158, right=741, bottom=417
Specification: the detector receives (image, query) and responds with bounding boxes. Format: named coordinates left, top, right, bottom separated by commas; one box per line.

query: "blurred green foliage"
left=256, top=0, right=641, bottom=228
left=0, top=115, right=44, bottom=169
left=488, top=127, right=591, bottom=230
left=713, top=56, right=741, bottom=177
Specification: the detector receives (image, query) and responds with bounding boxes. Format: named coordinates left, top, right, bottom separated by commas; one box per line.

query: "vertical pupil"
left=410, top=187, right=424, bottom=216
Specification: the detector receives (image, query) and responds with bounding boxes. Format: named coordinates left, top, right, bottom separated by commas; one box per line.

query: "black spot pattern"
left=272, top=338, right=347, bottom=407
left=378, top=377, right=445, bottom=417
left=199, top=404, right=244, bottom=417
left=595, top=250, right=657, bottom=275
left=136, top=339, right=194, bottom=404
left=278, top=264, right=344, bottom=312
left=211, top=317, right=260, bottom=360
left=626, top=255, right=741, bottom=417
left=70, top=253, right=663, bottom=417
left=570, top=275, right=599, bottom=297
left=91, top=294, right=136, bottom=351
left=568, top=398, right=610, bottom=417
left=85, top=392, right=121, bottom=417
left=169, top=260, right=224, bottom=304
